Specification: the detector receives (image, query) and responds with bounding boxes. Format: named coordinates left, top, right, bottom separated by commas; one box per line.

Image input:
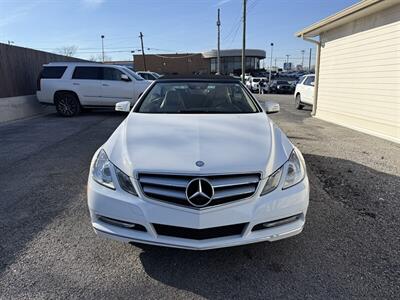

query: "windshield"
left=151, top=72, right=161, bottom=78
left=136, top=81, right=259, bottom=114
left=277, top=81, right=288, bottom=85
left=122, top=67, right=144, bottom=81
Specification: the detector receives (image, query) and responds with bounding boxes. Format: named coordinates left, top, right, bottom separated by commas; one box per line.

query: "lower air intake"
left=153, top=223, right=247, bottom=240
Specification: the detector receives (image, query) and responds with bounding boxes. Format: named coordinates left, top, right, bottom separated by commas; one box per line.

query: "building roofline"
left=296, top=0, right=397, bottom=37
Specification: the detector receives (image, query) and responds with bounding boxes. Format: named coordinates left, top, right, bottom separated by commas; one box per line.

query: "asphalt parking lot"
left=0, top=95, right=399, bottom=299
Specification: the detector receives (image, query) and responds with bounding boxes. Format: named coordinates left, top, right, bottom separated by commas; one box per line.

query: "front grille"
left=138, top=172, right=260, bottom=208
left=153, top=223, right=247, bottom=240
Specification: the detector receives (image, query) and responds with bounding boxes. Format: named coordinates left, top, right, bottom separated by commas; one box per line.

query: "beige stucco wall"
left=316, top=4, right=400, bottom=143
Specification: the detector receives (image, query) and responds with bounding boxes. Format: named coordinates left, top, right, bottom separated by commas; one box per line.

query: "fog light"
left=97, top=215, right=146, bottom=232
left=252, top=214, right=302, bottom=231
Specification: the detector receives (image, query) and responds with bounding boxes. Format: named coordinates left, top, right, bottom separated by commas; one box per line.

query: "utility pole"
left=139, top=32, right=147, bottom=71
left=308, top=48, right=312, bottom=73
left=268, top=42, right=273, bottom=83
left=216, top=8, right=221, bottom=74
left=241, top=0, right=246, bottom=83
left=101, top=35, right=105, bottom=62
left=301, top=50, right=305, bottom=68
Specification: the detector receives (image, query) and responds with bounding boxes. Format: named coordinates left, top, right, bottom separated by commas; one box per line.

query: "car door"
left=71, top=66, right=103, bottom=105
left=100, top=67, right=135, bottom=106
left=302, top=75, right=315, bottom=105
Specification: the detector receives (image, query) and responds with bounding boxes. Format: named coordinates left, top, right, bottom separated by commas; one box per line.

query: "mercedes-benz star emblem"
left=195, top=160, right=205, bottom=167
left=185, top=178, right=214, bottom=208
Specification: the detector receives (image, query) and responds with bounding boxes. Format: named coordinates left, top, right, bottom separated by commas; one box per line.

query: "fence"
left=0, top=43, right=85, bottom=98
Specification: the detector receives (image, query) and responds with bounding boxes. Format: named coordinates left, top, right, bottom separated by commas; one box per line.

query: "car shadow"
left=133, top=154, right=399, bottom=298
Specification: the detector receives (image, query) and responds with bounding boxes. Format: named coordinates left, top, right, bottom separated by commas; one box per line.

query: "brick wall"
left=133, top=53, right=210, bottom=75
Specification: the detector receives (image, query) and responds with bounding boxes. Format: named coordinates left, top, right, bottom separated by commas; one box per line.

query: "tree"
left=88, top=53, right=112, bottom=62
left=57, top=45, right=78, bottom=57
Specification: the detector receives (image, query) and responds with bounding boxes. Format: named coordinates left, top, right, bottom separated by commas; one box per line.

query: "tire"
left=295, top=94, right=304, bottom=110
left=54, top=92, right=81, bottom=117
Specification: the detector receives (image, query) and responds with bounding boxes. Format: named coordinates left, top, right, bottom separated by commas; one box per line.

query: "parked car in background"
left=246, top=77, right=264, bottom=92
left=136, top=71, right=161, bottom=81
left=36, top=62, right=151, bottom=116
left=269, top=80, right=294, bottom=94
left=294, top=74, right=315, bottom=109
left=87, top=75, right=309, bottom=250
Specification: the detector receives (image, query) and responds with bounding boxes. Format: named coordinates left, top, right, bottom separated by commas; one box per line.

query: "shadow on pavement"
left=134, top=155, right=399, bottom=298
left=0, top=113, right=124, bottom=275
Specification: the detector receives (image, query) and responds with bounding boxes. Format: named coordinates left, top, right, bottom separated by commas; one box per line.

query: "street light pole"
left=101, top=35, right=104, bottom=62
left=101, top=35, right=105, bottom=62
left=268, top=42, right=273, bottom=83
left=301, top=50, right=305, bottom=69
left=216, top=8, right=221, bottom=74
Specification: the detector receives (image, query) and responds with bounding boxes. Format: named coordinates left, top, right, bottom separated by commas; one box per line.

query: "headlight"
left=260, top=149, right=305, bottom=195
left=92, top=150, right=115, bottom=189
left=115, top=166, right=138, bottom=196
left=92, top=149, right=138, bottom=195
left=282, top=149, right=305, bottom=189
left=260, top=167, right=282, bottom=195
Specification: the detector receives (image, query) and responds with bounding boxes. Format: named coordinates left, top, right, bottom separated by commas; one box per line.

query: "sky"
left=0, top=0, right=359, bottom=67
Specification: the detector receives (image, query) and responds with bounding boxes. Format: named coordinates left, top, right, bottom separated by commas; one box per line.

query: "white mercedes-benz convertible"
left=87, top=76, right=309, bottom=250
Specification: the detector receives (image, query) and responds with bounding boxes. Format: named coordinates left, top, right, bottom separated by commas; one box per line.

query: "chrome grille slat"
left=143, top=186, right=187, bottom=200
left=140, top=175, right=189, bottom=188
left=138, top=172, right=260, bottom=208
left=209, top=175, right=259, bottom=188
left=213, top=185, right=256, bottom=200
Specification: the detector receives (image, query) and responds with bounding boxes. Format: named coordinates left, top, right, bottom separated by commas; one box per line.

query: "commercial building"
left=133, top=49, right=266, bottom=75
left=297, top=0, right=400, bottom=143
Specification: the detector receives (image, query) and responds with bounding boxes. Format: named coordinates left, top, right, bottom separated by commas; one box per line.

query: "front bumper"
left=87, top=174, right=309, bottom=250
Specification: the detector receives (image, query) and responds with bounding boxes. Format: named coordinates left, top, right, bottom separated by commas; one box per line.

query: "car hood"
left=104, top=112, right=293, bottom=178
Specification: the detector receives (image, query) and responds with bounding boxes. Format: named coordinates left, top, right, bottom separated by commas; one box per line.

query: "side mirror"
left=121, top=74, right=131, bottom=82
left=310, top=81, right=315, bottom=86
left=264, top=101, right=280, bottom=114
left=115, top=101, right=131, bottom=112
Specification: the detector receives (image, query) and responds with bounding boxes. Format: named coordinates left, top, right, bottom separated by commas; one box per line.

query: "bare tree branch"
left=57, top=45, right=78, bottom=57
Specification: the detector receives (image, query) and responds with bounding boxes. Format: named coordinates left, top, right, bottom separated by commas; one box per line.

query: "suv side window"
left=72, top=67, right=102, bottom=80
left=304, top=76, right=315, bottom=86
left=139, top=73, right=148, bottom=80
left=102, top=67, right=124, bottom=81
left=41, top=66, right=67, bottom=79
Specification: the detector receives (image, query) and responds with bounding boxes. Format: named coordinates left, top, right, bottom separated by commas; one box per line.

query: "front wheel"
left=55, top=92, right=81, bottom=117
left=295, top=94, right=304, bottom=110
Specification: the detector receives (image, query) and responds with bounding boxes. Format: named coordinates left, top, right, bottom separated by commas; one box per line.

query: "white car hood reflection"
left=105, top=112, right=293, bottom=178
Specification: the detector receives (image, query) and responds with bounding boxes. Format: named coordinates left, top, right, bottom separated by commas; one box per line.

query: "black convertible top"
left=156, top=74, right=241, bottom=82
